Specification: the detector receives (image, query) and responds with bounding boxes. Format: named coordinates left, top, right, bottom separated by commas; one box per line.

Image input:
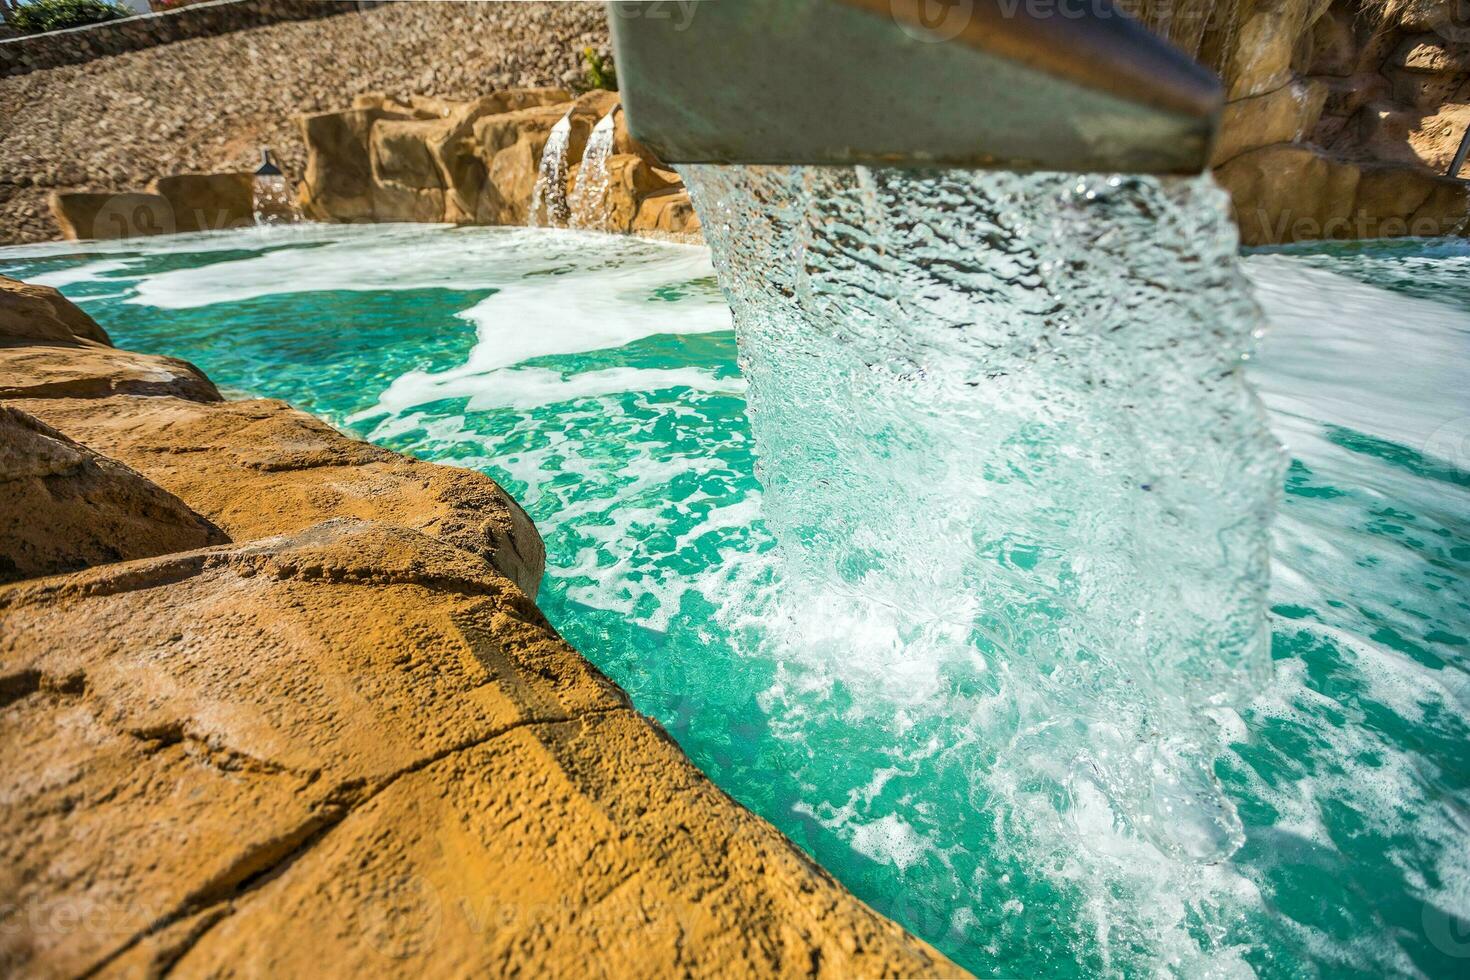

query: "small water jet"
left=569, top=109, right=618, bottom=232
left=527, top=113, right=573, bottom=228
left=251, top=149, right=298, bottom=226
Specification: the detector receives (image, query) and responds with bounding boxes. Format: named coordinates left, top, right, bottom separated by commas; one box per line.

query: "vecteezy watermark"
left=1238, top=207, right=1465, bottom=247
left=890, top=0, right=976, bottom=42
left=1424, top=417, right=1470, bottom=472
left=604, top=1, right=701, bottom=32
left=89, top=193, right=176, bottom=241
left=362, top=874, right=444, bottom=960
left=83, top=193, right=255, bottom=242
left=1424, top=901, right=1470, bottom=959
left=888, top=0, right=1224, bottom=43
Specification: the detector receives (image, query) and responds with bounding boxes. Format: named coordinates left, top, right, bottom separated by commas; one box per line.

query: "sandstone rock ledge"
left=0, top=277, right=962, bottom=978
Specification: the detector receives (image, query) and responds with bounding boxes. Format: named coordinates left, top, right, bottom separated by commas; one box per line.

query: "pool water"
left=3, top=225, right=1466, bottom=978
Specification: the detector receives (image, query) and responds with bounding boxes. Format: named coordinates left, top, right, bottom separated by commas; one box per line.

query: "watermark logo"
left=607, top=1, right=700, bottom=32
left=1423, top=416, right=1470, bottom=472
left=891, top=0, right=976, bottom=42
left=90, top=194, right=175, bottom=241
left=1425, top=902, right=1470, bottom=958
left=362, top=874, right=443, bottom=960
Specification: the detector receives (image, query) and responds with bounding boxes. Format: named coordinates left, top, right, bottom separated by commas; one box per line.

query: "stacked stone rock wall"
left=294, top=88, right=701, bottom=238
left=1141, top=0, right=1470, bottom=244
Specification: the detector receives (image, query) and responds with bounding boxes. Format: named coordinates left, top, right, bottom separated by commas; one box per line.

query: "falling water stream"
left=569, top=110, right=618, bottom=232
left=527, top=113, right=573, bottom=228
left=251, top=173, right=298, bottom=226
left=680, top=165, right=1286, bottom=864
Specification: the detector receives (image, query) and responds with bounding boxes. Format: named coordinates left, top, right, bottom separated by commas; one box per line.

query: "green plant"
left=13, top=0, right=129, bottom=34
left=580, top=46, right=617, bottom=92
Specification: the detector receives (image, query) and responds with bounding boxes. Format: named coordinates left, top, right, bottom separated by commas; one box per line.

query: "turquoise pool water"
left=3, top=225, right=1466, bottom=977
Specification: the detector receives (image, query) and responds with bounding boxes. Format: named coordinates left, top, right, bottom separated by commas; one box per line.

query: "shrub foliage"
left=13, top=0, right=130, bottom=34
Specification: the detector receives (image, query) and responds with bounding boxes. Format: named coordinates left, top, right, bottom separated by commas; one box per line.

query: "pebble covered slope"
left=0, top=1, right=611, bottom=244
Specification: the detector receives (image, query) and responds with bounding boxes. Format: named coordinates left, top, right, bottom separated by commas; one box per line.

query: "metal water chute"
left=608, top=0, right=1222, bottom=175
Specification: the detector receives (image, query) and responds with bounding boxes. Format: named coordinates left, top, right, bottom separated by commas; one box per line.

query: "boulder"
left=1304, top=4, right=1359, bottom=77
left=0, top=344, right=221, bottom=402
left=580, top=153, right=680, bottom=233
left=0, top=520, right=959, bottom=978
left=19, top=395, right=544, bottom=598
left=464, top=93, right=614, bottom=225
left=0, top=406, right=226, bottom=583
left=1213, top=78, right=1328, bottom=165
left=1216, top=144, right=1361, bottom=245
left=297, top=106, right=394, bottom=223
left=146, top=173, right=256, bottom=235
left=1217, top=143, right=1470, bottom=244
left=370, top=117, right=451, bottom=223
left=1224, top=0, right=1320, bottom=99
left=1393, top=35, right=1470, bottom=74
left=49, top=191, right=176, bottom=241
left=0, top=274, right=111, bottom=346
left=633, top=187, right=704, bottom=236
left=294, top=88, right=686, bottom=234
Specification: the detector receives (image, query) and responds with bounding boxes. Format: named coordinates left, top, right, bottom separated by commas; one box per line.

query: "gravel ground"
left=0, top=1, right=611, bottom=243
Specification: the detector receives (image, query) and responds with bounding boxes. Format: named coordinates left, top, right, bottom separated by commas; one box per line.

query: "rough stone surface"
left=147, top=171, right=256, bottom=234
left=0, top=406, right=226, bottom=583
left=0, top=273, right=111, bottom=345
left=1213, top=78, right=1329, bottom=165
left=632, top=187, right=704, bottom=237
left=1216, top=142, right=1470, bottom=244
left=0, top=520, right=960, bottom=978
left=298, top=88, right=694, bottom=236
left=0, top=343, right=222, bottom=401
left=0, top=2, right=613, bottom=244
left=48, top=191, right=178, bottom=241
left=20, top=394, right=546, bottom=598
left=1138, top=0, right=1470, bottom=242
left=0, top=274, right=961, bottom=977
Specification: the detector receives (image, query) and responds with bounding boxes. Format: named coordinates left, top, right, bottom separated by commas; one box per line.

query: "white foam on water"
left=27, top=259, right=135, bottom=289
left=2, top=222, right=348, bottom=262
left=352, top=366, right=739, bottom=417
left=354, top=255, right=729, bottom=418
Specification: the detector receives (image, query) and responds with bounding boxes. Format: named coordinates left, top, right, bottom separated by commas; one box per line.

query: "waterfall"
left=527, top=113, right=573, bottom=228
left=569, top=109, right=618, bottom=231
left=251, top=173, right=298, bottom=226
left=681, top=165, right=1284, bottom=862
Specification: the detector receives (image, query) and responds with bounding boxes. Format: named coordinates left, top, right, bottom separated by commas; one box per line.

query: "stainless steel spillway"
left=608, top=0, right=1221, bottom=175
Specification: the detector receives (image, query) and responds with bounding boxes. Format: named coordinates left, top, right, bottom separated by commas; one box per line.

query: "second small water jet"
left=569, top=109, right=618, bottom=232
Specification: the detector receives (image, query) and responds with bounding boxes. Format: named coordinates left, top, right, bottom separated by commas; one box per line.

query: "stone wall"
left=1141, top=0, right=1470, bottom=244
left=295, top=88, right=702, bottom=237
left=0, top=0, right=355, bottom=78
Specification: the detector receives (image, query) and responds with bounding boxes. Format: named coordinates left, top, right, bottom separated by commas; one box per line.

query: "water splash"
left=681, top=165, right=1284, bottom=863
left=569, top=109, right=618, bottom=232
left=528, top=113, right=573, bottom=228
left=251, top=173, right=299, bottom=226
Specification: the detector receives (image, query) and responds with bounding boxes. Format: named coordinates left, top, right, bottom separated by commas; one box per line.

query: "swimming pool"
left=4, top=224, right=1466, bottom=977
